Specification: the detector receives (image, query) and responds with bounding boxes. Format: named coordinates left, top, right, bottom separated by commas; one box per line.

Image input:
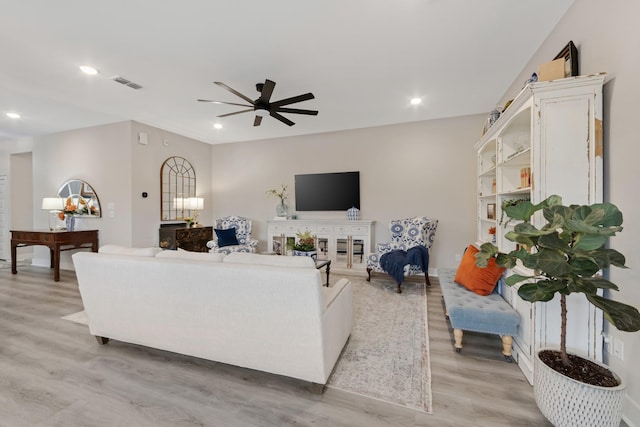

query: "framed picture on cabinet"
left=487, top=203, right=496, bottom=220
left=554, top=41, right=579, bottom=77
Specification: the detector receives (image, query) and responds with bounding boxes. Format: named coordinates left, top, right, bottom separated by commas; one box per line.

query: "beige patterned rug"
left=326, top=275, right=432, bottom=413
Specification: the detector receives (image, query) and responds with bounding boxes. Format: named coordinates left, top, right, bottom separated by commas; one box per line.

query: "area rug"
left=60, top=278, right=432, bottom=412
left=326, top=276, right=432, bottom=413
left=61, top=310, right=88, bottom=325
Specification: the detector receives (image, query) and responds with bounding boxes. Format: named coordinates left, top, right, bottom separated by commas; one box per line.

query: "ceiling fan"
left=198, top=79, right=318, bottom=127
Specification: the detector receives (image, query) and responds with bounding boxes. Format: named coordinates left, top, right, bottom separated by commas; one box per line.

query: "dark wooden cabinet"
left=159, top=226, right=212, bottom=252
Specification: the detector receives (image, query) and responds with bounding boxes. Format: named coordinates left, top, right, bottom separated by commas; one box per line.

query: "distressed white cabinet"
left=266, top=219, right=374, bottom=273
left=474, top=74, right=606, bottom=383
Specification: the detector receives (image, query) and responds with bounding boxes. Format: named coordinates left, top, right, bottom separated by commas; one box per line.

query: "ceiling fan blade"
left=275, top=107, right=318, bottom=116
left=270, top=111, right=295, bottom=126
left=214, top=82, right=255, bottom=105
left=259, top=79, right=276, bottom=104
left=197, top=99, right=253, bottom=108
left=271, top=92, right=315, bottom=107
left=217, top=108, right=254, bottom=118
left=253, top=115, right=263, bottom=127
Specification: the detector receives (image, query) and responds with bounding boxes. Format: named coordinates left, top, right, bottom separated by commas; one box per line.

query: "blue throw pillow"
left=215, top=228, right=239, bottom=247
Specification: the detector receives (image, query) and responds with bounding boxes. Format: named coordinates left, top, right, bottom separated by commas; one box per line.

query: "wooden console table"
left=11, top=229, right=99, bottom=282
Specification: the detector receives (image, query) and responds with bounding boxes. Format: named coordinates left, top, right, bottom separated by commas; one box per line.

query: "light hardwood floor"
left=0, top=264, right=552, bottom=426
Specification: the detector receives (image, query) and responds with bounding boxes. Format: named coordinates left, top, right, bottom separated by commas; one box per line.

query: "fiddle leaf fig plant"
left=475, top=194, right=640, bottom=366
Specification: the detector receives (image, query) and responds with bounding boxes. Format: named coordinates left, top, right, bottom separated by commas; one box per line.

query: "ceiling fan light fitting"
left=255, top=109, right=268, bottom=117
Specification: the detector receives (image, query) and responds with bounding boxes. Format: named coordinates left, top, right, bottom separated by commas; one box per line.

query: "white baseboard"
left=623, top=394, right=640, bottom=427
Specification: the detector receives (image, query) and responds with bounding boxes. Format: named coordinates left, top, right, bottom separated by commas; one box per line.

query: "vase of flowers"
left=59, top=198, right=79, bottom=231
left=266, top=184, right=289, bottom=217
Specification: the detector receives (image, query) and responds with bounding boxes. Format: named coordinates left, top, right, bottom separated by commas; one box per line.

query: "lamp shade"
left=186, top=197, right=204, bottom=210
left=42, top=197, right=63, bottom=210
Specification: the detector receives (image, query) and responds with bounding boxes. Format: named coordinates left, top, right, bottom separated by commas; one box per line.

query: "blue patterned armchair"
left=206, top=216, right=259, bottom=254
left=366, top=217, right=438, bottom=292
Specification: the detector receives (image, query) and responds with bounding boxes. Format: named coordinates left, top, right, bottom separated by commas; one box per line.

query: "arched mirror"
left=161, top=156, right=196, bottom=221
left=57, top=179, right=102, bottom=217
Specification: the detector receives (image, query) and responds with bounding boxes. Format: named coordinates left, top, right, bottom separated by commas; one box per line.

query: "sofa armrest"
left=322, top=278, right=351, bottom=310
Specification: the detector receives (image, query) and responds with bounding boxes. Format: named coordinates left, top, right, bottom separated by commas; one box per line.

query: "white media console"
left=266, top=219, right=375, bottom=273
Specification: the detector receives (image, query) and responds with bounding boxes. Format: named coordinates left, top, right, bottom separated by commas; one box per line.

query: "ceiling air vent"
left=111, top=75, right=143, bottom=90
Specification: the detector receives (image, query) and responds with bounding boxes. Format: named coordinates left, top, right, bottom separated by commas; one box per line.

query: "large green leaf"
left=573, top=233, right=608, bottom=251
left=568, top=257, right=600, bottom=277
left=537, top=248, right=572, bottom=277
left=504, top=201, right=537, bottom=221
left=573, top=205, right=606, bottom=226
left=586, top=294, right=640, bottom=332
left=564, top=218, right=622, bottom=236
left=495, top=253, right=516, bottom=269
left=580, top=276, right=619, bottom=291
left=605, top=249, right=627, bottom=268
left=505, top=274, right=532, bottom=286
left=538, top=233, right=570, bottom=252
left=544, top=195, right=563, bottom=208
left=521, top=252, right=540, bottom=270
left=543, top=205, right=572, bottom=223
left=582, top=248, right=627, bottom=269
left=513, top=222, right=544, bottom=237
left=517, top=281, right=560, bottom=302
left=504, top=231, right=535, bottom=247
left=568, top=278, right=597, bottom=295
left=590, top=203, right=623, bottom=227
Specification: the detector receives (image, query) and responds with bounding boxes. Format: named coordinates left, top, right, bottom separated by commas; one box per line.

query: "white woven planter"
left=534, top=350, right=625, bottom=427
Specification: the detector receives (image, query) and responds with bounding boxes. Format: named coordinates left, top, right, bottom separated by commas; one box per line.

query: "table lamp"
left=186, top=197, right=204, bottom=227
left=42, top=197, right=63, bottom=230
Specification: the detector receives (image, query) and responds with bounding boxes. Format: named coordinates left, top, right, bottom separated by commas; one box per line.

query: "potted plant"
left=475, top=195, right=640, bottom=427
left=289, top=230, right=317, bottom=260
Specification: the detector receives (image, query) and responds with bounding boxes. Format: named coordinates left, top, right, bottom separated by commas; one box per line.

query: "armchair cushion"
left=215, top=228, right=239, bottom=247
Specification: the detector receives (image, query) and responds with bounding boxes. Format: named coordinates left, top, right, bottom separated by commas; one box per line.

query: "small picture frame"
left=487, top=203, right=496, bottom=220
left=554, top=41, right=579, bottom=78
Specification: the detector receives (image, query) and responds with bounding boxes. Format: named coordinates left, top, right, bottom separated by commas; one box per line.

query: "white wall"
left=1, top=120, right=213, bottom=268
left=31, top=122, right=132, bottom=267
left=10, top=152, right=33, bottom=260
left=130, top=121, right=213, bottom=247
left=501, top=0, right=640, bottom=424
left=211, top=114, right=485, bottom=271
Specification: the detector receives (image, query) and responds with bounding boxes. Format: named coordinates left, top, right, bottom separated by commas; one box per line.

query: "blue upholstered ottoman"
left=438, top=268, right=519, bottom=361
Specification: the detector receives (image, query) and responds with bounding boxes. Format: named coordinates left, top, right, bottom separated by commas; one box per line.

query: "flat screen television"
left=295, top=171, right=360, bottom=211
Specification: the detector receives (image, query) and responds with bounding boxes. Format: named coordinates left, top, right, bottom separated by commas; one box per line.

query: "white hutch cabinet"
left=266, top=219, right=374, bottom=273
left=474, top=74, right=606, bottom=383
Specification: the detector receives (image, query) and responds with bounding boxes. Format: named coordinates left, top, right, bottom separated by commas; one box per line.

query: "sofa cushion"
left=454, top=245, right=504, bottom=296
left=215, top=228, right=239, bottom=247
left=156, top=249, right=225, bottom=262
left=99, top=244, right=162, bottom=257
left=223, top=252, right=315, bottom=268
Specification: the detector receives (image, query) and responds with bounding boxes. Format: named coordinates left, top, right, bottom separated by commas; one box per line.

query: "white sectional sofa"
left=72, top=249, right=353, bottom=385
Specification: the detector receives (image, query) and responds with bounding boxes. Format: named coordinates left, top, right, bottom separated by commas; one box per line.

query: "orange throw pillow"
left=454, top=245, right=505, bottom=296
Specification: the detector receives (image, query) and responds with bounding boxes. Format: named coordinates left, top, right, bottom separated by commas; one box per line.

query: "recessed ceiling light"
left=410, top=97, right=422, bottom=106
left=80, top=65, right=99, bottom=75
left=213, top=123, right=223, bottom=130
left=6, top=112, right=20, bottom=119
